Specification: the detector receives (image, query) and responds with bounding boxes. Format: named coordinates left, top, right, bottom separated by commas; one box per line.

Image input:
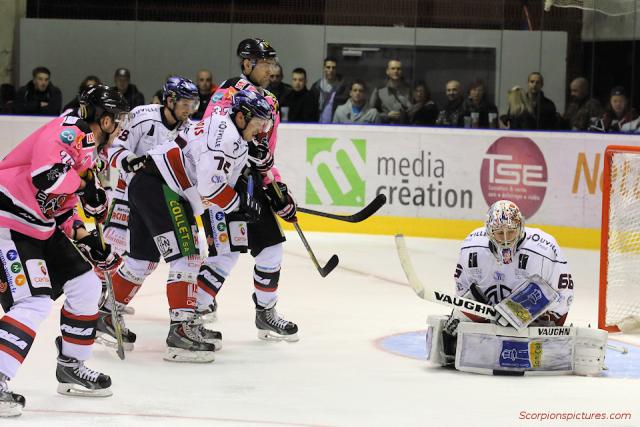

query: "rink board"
left=1, top=116, right=639, bottom=249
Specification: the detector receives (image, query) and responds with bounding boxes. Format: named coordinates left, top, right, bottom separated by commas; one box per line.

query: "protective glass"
left=175, top=97, right=200, bottom=113
left=251, top=117, right=273, bottom=133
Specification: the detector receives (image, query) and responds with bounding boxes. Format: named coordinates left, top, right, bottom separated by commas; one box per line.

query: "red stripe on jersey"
left=1, top=316, right=36, bottom=338
left=116, top=178, right=126, bottom=191
left=210, top=185, right=237, bottom=210
left=61, top=308, right=99, bottom=322
left=62, top=336, right=94, bottom=346
left=254, top=283, right=277, bottom=293
left=0, top=343, right=25, bottom=363
left=110, top=148, right=126, bottom=168
left=166, top=147, right=192, bottom=191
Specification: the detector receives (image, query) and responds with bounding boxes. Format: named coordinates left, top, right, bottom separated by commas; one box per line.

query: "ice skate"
left=0, top=374, right=25, bottom=417
left=193, top=302, right=222, bottom=350
left=164, top=317, right=216, bottom=363
left=55, top=337, right=113, bottom=397
left=253, top=294, right=299, bottom=342
left=96, top=305, right=136, bottom=351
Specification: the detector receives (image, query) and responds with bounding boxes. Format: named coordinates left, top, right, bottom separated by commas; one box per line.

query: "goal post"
left=599, top=145, right=640, bottom=333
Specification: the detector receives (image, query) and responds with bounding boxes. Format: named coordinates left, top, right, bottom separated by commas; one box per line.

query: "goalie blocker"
left=425, top=315, right=607, bottom=376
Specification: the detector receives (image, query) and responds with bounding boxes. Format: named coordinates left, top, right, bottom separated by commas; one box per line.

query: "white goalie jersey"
left=454, top=226, right=574, bottom=325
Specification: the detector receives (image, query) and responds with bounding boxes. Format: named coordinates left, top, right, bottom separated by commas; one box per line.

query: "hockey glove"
left=236, top=190, right=262, bottom=223
left=75, top=229, right=121, bottom=271
left=121, top=154, right=150, bottom=173
left=247, top=142, right=274, bottom=174
left=265, top=182, right=297, bottom=222
left=77, top=173, right=109, bottom=223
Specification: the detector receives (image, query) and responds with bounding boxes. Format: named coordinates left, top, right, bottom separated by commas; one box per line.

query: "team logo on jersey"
left=26, top=259, right=50, bottom=289
left=306, top=137, right=366, bottom=207
left=480, top=137, right=548, bottom=218
left=6, top=250, right=17, bottom=261
left=485, top=284, right=512, bottom=305
left=59, top=129, right=77, bottom=145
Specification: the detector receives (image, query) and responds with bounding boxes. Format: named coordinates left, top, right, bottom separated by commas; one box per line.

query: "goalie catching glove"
left=75, top=229, right=121, bottom=271
left=77, top=171, right=109, bottom=222
left=265, top=182, right=297, bottom=222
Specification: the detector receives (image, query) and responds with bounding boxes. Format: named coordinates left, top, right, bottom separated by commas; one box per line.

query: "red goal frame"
left=599, top=145, right=640, bottom=332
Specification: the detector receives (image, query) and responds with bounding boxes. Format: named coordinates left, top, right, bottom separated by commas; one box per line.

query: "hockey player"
left=98, top=76, right=198, bottom=340
left=97, top=79, right=220, bottom=362
left=195, top=38, right=299, bottom=342
left=103, top=76, right=200, bottom=254
left=0, top=85, right=127, bottom=417
left=426, top=200, right=607, bottom=375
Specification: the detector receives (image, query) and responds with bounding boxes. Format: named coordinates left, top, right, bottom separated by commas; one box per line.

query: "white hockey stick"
left=394, top=234, right=499, bottom=321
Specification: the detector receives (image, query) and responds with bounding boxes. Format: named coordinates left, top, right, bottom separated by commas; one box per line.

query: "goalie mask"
left=486, top=200, right=525, bottom=264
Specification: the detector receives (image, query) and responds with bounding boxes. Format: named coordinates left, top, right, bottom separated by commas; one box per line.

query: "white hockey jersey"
left=147, top=107, right=248, bottom=216
left=108, top=104, right=188, bottom=197
left=454, top=227, right=573, bottom=324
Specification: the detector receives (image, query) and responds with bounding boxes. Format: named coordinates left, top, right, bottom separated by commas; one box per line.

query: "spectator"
left=500, top=86, right=536, bottom=130
left=563, top=77, right=603, bottom=131
left=526, top=72, right=557, bottom=130
left=462, top=79, right=498, bottom=128
left=13, top=66, right=62, bottom=116
left=151, top=89, right=163, bottom=104
left=436, top=80, right=464, bottom=127
left=407, top=81, right=438, bottom=126
left=266, top=63, right=292, bottom=101
left=192, top=69, right=219, bottom=120
left=369, top=59, right=412, bottom=125
left=333, top=80, right=380, bottom=124
left=280, top=67, right=318, bottom=122
left=114, top=67, right=145, bottom=108
left=311, top=57, right=348, bottom=123
left=0, top=83, right=15, bottom=114
left=63, top=75, right=101, bottom=112
left=590, top=86, right=638, bottom=132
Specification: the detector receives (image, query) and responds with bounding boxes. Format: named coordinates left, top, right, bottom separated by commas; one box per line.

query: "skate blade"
left=203, top=339, right=223, bottom=351
left=163, top=347, right=215, bottom=363
left=95, top=334, right=134, bottom=351
left=57, top=383, right=113, bottom=397
left=0, top=402, right=23, bottom=417
left=257, top=330, right=299, bottom=342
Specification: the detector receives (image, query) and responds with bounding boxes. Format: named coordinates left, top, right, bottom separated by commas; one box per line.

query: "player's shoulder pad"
left=129, top=103, right=161, bottom=123
left=522, top=227, right=562, bottom=260
left=463, top=227, right=488, bottom=244
left=262, top=88, right=280, bottom=113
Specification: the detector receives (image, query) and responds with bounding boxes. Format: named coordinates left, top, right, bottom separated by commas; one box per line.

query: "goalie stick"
left=394, top=234, right=499, bottom=320
left=297, top=194, right=387, bottom=223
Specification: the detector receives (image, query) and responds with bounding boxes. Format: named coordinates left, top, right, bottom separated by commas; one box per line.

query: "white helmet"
left=485, top=200, right=525, bottom=264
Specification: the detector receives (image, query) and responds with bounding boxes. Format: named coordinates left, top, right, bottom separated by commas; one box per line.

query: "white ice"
left=6, top=231, right=640, bottom=427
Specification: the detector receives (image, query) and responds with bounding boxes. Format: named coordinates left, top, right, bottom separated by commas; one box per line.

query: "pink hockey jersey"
left=0, top=115, right=94, bottom=240
left=203, top=75, right=282, bottom=184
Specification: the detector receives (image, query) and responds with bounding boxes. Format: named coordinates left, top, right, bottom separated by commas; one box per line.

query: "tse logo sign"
left=480, top=137, right=548, bottom=218
left=484, top=153, right=547, bottom=187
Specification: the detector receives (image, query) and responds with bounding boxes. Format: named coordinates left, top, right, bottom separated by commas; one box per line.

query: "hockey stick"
left=95, top=222, right=126, bottom=360
left=297, top=194, right=387, bottom=223
left=270, top=179, right=339, bottom=278
left=394, top=234, right=499, bottom=320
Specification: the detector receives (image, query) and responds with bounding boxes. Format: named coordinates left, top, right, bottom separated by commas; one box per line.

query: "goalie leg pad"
left=425, top=315, right=448, bottom=367
left=454, top=322, right=607, bottom=376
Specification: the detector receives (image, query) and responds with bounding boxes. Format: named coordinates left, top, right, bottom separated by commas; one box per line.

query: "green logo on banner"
left=306, top=137, right=366, bottom=206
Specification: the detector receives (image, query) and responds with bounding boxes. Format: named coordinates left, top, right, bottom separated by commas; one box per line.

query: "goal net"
left=599, top=145, right=640, bottom=333
left=545, top=0, right=639, bottom=16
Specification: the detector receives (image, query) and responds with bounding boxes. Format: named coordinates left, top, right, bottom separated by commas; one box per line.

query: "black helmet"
left=236, top=38, right=277, bottom=60
left=79, top=84, right=130, bottom=123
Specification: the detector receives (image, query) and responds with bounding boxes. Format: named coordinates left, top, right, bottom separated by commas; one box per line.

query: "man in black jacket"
left=13, top=66, right=62, bottom=116
left=280, top=68, right=318, bottom=122
left=526, top=72, right=557, bottom=130
left=114, top=68, right=145, bottom=108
